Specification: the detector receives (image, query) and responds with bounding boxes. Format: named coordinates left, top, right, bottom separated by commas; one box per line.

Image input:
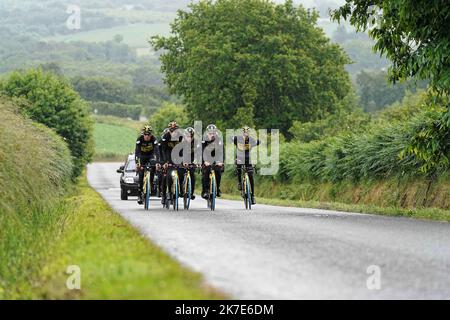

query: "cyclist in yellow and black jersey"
left=180, top=127, right=201, bottom=200
left=135, top=125, right=160, bottom=204
left=160, top=121, right=184, bottom=204
left=201, top=124, right=224, bottom=199
left=232, top=126, right=260, bottom=205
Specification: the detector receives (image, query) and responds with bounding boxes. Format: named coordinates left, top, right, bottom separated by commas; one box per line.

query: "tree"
left=114, top=34, right=124, bottom=44
left=331, top=0, right=449, bottom=94
left=356, top=70, right=427, bottom=112
left=71, top=76, right=134, bottom=104
left=151, top=0, right=354, bottom=136
left=0, top=69, right=93, bottom=178
left=39, top=62, right=63, bottom=76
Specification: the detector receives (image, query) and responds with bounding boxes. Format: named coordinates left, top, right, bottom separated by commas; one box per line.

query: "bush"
left=405, top=94, right=450, bottom=175
left=289, top=110, right=371, bottom=143
left=0, top=69, right=93, bottom=178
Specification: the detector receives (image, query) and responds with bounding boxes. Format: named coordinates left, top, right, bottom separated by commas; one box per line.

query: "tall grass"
left=0, top=98, right=73, bottom=299
left=280, top=107, right=447, bottom=184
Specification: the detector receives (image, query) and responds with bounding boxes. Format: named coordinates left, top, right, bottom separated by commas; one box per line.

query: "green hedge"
left=0, top=98, right=73, bottom=298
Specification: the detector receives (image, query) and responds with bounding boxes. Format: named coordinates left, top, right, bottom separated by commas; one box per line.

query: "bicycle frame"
left=239, top=165, right=254, bottom=210
left=210, top=170, right=216, bottom=211
left=183, top=164, right=198, bottom=210
left=205, top=164, right=221, bottom=211
left=169, top=165, right=181, bottom=211
left=143, top=170, right=151, bottom=210
left=142, top=163, right=157, bottom=211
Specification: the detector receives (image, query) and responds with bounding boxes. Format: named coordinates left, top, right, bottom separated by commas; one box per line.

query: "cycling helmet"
left=242, top=125, right=251, bottom=133
left=168, top=121, right=179, bottom=132
left=185, top=127, right=195, bottom=137
left=206, top=124, right=217, bottom=133
left=142, top=125, right=153, bottom=134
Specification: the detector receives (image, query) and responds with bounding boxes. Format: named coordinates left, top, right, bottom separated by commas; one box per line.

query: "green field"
left=94, top=122, right=139, bottom=159
left=101, top=8, right=176, bottom=24
left=46, top=23, right=170, bottom=48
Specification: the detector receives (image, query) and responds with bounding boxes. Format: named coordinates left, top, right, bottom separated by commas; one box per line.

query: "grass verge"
left=221, top=193, right=450, bottom=222
left=220, top=175, right=450, bottom=222
left=33, top=174, right=224, bottom=299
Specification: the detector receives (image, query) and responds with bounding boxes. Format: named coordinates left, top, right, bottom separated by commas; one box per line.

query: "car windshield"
left=125, top=159, right=136, bottom=172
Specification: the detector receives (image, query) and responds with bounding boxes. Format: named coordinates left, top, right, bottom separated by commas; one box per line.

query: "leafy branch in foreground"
left=331, top=0, right=449, bottom=93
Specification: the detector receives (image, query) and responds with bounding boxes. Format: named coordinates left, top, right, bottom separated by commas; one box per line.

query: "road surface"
left=87, top=162, right=450, bottom=299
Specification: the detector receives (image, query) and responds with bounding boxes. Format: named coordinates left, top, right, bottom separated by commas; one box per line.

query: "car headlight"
left=124, top=177, right=135, bottom=184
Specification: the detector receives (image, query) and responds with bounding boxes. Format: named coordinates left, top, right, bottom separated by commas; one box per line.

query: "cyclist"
left=201, top=124, right=224, bottom=199
left=135, top=125, right=160, bottom=205
left=160, top=121, right=184, bottom=205
left=180, top=127, right=200, bottom=200
left=154, top=128, right=170, bottom=198
left=233, top=126, right=260, bottom=205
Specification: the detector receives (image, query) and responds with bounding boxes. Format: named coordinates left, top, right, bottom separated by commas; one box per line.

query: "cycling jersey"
left=180, top=139, right=201, bottom=164
left=232, top=136, right=260, bottom=164
left=161, top=131, right=182, bottom=164
left=135, top=134, right=160, bottom=165
left=202, top=135, right=224, bottom=164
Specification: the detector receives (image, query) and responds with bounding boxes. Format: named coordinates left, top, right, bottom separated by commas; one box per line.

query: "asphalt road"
left=87, top=162, right=450, bottom=299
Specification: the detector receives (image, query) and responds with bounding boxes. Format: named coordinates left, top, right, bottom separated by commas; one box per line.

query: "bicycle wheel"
left=164, top=193, right=170, bottom=210
left=184, top=173, right=191, bottom=210
left=144, top=173, right=151, bottom=210
left=210, top=174, right=216, bottom=211
left=173, top=176, right=179, bottom=211
left=242, top=173, right=248, bottom=210
left=246, top=173, right=252, bottom=210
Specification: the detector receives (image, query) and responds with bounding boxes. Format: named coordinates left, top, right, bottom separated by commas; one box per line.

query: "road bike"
left=183, top=164, right=199, bottom=210
left=142, top=160, right=158, bottom=211
left=153, top=168, right=162, bottom=198
left=238, top=165, right=255, bottom=210
left=168, top=164, right=181, bottom=211
left=205, top=164, right=222, bottom=211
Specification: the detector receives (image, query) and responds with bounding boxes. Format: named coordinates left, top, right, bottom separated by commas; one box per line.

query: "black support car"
left=117, top=154, right=139, bottom=200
